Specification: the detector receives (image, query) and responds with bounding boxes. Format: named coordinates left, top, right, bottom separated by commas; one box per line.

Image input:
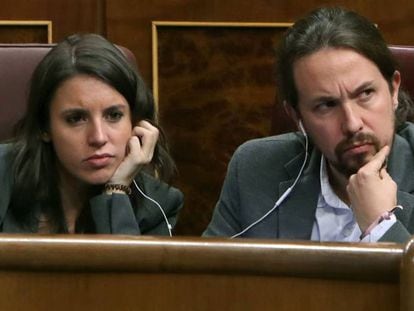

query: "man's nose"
left=340, top=102, right=363, bottom=136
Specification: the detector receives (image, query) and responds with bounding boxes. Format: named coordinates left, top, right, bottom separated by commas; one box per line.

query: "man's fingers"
left=362, top=145, right=390, bottom=173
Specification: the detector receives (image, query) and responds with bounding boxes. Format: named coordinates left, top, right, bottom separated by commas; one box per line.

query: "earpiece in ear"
left=394, top=101, right=399, bottom=110
left=41, top=132, right=51, bottom=142
left=298, top=120, right=307, bottom=137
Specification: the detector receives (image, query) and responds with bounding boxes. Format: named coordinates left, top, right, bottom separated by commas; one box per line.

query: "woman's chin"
left=82, top=173, right=113, bottom=186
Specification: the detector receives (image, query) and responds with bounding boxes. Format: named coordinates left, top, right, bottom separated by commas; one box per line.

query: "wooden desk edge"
left=0, top=234, right=404, bottom=282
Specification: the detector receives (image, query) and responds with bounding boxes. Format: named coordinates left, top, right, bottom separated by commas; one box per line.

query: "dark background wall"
left=1, top=0, right=414, bottom=235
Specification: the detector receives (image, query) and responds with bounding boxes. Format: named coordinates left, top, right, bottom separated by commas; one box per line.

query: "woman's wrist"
left=104, top=183, right=132, bottom=195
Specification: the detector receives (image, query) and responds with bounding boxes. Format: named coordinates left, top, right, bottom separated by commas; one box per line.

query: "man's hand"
left=346, top=145, right=397, bottom=231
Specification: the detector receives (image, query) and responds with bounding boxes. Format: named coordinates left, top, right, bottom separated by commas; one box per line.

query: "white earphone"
left=133, top=180, right=173, bottom=237
left=230, top=121, right=309, bottom=238
left=298, top=119, right=307, bottom=137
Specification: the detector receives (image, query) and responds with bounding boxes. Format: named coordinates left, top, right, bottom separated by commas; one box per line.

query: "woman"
left=0, top=33, right=183, bottom=235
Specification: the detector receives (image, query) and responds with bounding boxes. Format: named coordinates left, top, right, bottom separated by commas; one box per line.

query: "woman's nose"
left=87, top=120, right=107, bottom=147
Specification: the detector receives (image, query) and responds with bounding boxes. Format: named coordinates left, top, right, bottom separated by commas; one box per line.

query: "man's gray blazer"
left=204, top=123, right=414, bottom=243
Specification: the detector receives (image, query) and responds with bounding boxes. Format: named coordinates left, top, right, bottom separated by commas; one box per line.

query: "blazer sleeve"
left=89, top=193, right=141, bottom=234
left=379, top=190, right=414, bottom=243
left=135, top=179, right=183, bottom=236
left=89, top=175, right=183, bottom=236
left=203, top=147, right=243, bottom=237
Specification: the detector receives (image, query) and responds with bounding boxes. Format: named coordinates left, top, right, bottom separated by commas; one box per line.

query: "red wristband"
left=359, top=205, right=403, bottom=240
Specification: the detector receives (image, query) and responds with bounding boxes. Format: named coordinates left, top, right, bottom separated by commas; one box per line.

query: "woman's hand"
left=346, top=145, right=397, bottom=231
left=108, top=120, right=159, bottom=186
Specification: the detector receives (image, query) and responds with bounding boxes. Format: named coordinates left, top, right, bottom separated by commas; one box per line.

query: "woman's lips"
left=84, top=154, right=114, bottom=168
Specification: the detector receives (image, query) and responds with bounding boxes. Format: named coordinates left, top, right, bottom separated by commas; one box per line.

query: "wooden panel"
left=0, top=235, right=405, bottom=310
left=0, top=21, right=51, bottom=43
left=0, top=0, right=105, bottom=42
left=0, top=272, right=398, bottom=311
left=107, top=0, right=414, bottom=87
left=153, top=22, right=294, bottom=235
left=107, top=0, right=414, bottom=236
left=401, top=238, right=414, bottom=311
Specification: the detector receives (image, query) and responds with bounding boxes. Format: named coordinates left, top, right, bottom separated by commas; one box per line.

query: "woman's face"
left=45, top=74, right=133, bottom=188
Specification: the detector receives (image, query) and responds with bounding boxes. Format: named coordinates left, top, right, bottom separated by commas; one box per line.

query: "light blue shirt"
left=311, top=156, right=396, bottom=242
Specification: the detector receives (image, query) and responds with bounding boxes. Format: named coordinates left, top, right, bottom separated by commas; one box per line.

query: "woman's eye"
left=106, top=110, right=124, bottom=122
left=65, top=113, right=86, bottom=124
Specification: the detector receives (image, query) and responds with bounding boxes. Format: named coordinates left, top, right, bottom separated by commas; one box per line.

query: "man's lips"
left=342, top=142, right=374, bottom=155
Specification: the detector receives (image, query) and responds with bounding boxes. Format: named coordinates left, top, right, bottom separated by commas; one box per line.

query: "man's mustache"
left=335, top=132, right=380, bottom=156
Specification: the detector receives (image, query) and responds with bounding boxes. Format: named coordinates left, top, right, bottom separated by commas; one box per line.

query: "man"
left=203, top=7, right=414, bottom=243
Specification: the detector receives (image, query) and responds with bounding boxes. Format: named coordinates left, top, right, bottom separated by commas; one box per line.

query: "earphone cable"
left=133, top=179, right=173, bottom=237
left=230, top=134, right=309, bottom=238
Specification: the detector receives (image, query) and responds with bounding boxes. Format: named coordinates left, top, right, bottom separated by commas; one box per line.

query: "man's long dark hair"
left=276, top=7, right=414, bottom=127
left=9, top=33, right=176, bottom=230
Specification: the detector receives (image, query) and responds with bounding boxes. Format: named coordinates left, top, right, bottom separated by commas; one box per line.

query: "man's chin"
left=336, top=153, right=372, bottom=176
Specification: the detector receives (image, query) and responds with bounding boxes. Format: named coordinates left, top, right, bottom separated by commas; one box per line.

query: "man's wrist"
left=360, top=205, right=403, bottom=240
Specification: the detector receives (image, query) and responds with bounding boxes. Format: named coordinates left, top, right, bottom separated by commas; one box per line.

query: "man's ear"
left=392, top=70, right=401, bottom=110
left=283, top=100, right=300, bottom=125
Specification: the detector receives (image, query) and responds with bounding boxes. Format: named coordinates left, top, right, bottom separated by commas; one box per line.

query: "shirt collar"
left=319, top=155, right=350, bottom=210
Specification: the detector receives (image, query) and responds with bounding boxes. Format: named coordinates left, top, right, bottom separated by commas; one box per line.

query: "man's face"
left=292, top=47, right=400, bottom=177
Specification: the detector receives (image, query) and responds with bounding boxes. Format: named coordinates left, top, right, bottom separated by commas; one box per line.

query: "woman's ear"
left=41, top=132, right=51, bottom=142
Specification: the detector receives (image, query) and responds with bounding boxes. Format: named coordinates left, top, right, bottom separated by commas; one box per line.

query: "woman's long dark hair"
left=9, top=33, right=176, bottom=230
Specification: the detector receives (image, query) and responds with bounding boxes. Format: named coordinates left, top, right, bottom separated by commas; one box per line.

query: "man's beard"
left=331, top=132, right=381, bottom=177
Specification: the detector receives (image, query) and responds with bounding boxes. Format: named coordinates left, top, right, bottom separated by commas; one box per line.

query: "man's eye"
left=360, top=88, right=374, bottom=100
left=315, top=100, right=337, bottom=112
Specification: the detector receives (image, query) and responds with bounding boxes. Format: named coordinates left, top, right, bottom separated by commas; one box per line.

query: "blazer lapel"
left=277, top=148, right=321, bottom=240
